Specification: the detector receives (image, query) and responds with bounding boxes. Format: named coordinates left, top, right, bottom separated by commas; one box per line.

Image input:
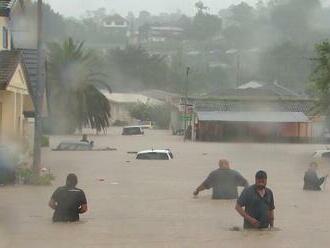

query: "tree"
left=311, top=41, right=330, bottom=122
left=47, top=38, right=111, bottom=133
left=190, top=2, right=222, bottom=40
left=128, top=103, right=171, bottom=129
left=107, top=46, right=172, bottom=91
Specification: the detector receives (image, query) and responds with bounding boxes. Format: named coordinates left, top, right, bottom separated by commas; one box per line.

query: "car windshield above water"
left=136, top=150, right=173, bottom=160
left=122, top=126, right=144, bottom=135
left=55, top=141, right=92, bottom=151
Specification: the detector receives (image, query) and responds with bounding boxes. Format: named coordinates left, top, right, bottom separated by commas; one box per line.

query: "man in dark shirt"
left=235, top=170, right=275, bottom=229
left=304, top=162, right=328, bottom=191
left=49, top=174, right=88, bottom=222
left=193, top=159, right=249, bottom=199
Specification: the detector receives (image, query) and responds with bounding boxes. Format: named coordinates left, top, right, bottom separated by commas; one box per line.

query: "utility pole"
left=32, top=0, right=43, bottom=176
left=236, top=53, right=240, bottom=87
left=183, top=66, right=190, bottom=141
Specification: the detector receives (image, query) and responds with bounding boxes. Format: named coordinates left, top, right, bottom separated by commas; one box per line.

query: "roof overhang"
left=196, top=111, right=310, bottom=123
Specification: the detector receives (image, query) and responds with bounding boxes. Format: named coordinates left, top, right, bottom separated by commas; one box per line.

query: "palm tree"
left=47, top=38, right=111, bottom=133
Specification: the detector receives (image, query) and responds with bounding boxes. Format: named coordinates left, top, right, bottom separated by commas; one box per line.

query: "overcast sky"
left=43, top=0, right=330, bottom=18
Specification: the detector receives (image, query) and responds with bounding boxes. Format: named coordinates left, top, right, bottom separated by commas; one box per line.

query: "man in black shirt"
left=193, top=159, right=249, bottom=199
left=303, top=162, right=328, bottom=191
left=49, top=174, right=88, bottom=222
left=235, top=170, right=275, bottom=229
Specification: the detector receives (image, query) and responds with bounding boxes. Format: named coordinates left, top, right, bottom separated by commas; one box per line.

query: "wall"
left=110, top=102, right=134, bottom=124
left=0, top=16, right=11, bottom=51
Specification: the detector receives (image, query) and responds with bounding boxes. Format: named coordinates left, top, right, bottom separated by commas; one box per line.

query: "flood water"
left=1, top=128, right=329, bottom=247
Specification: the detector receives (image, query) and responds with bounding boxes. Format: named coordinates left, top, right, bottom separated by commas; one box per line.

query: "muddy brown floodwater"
left=1, top=128, right=330, bottom=248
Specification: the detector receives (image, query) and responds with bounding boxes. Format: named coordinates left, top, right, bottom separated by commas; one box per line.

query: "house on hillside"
left=98, top=91, right=163, bottom=125
left=173, top=81, right=319, bottom=142
left=139, top=25, right=184, bottom=43
left=102, top=14, right=130, bottom=47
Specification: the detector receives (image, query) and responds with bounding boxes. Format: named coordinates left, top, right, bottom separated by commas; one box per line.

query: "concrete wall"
left=110, top=102, right=134, bottom=124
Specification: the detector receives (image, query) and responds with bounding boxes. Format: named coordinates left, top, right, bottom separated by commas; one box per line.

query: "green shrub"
left=41, top=136, right=50, bottom=147
left=16, top=167, right=55, bottom=185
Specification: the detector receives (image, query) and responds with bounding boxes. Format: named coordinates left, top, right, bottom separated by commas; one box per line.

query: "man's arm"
left=193, top=173, right=213, bottom=196
left=79, top=204, right=88, bottom=214
left=268, top=210, right=274, bottom=228
left=48, top=199, right=57, bottom=210
left=236, top=172, right=249, bottom=187
left=193, top=183, right=208, bottom=196
left=79, top=191, right=88, bottom=214
left=235, top=203, right=260, bottom=228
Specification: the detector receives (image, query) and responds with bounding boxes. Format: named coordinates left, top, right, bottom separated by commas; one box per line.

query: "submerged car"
left=54, top=141, right=92, bottom=151
left=136, top=149, right=174, bottom=160
left=122, top=126, right=144, bottom=135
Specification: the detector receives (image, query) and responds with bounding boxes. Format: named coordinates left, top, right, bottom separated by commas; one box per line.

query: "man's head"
left=310, top=162, right=318, bottom=170
left=66, top=173, right=78, bottom=188
left=255, top=170, right=267, bottom=190
left=219, top=159, right=230, bottom=169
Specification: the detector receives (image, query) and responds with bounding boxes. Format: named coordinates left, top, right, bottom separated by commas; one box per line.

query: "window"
left=2, top=27, right=8, bottom=49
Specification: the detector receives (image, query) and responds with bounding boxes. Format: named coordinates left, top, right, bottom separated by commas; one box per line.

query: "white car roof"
left=314, top=150, right=330, bottom=153
left=137, top=149, right=171, bottom=154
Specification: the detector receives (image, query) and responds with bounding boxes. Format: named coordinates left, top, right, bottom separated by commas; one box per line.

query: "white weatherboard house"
left=99, top=90, right=163, bottom=125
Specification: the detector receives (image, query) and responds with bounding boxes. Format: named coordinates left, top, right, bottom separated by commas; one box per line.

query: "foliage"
left=107, top=46, right=172, bottom=91
left=25, top=0, right=330, bottom=94
left=47, top=38, right=111, bottom=133
left=129, top=103, right=171, bottom=129
left=16, top=167, right=55, bottom=185
left=311, top=40, right=330, bottom=122
left=41, top=135, right=50, bottom=147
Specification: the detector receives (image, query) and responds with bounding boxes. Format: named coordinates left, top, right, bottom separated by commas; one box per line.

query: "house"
left=0, top=1, right=34, bottom=143
left=98, top=90, right=163, bottom=125
left=0, top=0, right=44, bottom=147
left=103, top=14, right=129, bottom=29
left=174, top=81, right=317, bottom=142
left=139, top=25, right=184, bottom=43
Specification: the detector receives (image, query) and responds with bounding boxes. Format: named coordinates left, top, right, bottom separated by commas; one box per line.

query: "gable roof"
left=18, top=49, right=38, bottom=90
left=0, top=50, right=21, bottom=90
left=98, top=91, right=163, bottom=105
left=0, top=0, right=23, bottom=16
left=104, top=14, right=128, bottom=24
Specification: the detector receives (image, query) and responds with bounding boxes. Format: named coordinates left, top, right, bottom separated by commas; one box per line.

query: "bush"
left=129, top=103, right=171, bottom=129
left=41, top=135, right=50, bottom=147
left=16, top=167, right=55, bottom=185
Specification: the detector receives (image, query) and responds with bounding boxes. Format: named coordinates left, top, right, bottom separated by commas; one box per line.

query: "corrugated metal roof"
left=98, top=91, right=163, bottom=105
left=192, top=99, right=315, bottom=115
left=197, top=111, right=310, bottom=123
